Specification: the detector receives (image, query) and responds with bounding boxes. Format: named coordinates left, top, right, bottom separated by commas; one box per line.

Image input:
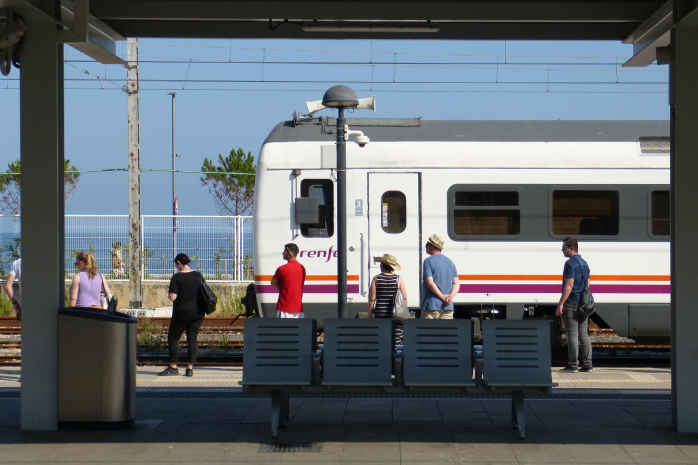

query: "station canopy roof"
left=0, top=0, right=679, bottom=67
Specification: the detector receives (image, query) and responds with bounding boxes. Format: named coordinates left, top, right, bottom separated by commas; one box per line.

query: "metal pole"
left=168, top=92, right=177, bottom=259
left=337, top=107, right=347, bottom=318
left=127, top=38, right=142, bottom=308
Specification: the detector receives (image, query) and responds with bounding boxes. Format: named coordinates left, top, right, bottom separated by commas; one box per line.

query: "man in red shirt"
left=270, top=243, right=306, bottom=318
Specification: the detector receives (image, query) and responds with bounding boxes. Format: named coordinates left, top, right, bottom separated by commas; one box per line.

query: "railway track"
left=0, top=316, right=671, bottom=367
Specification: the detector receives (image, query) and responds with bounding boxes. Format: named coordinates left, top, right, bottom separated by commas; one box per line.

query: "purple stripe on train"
left=257, top=284, right=361, bottom=294
left=257, top=284, right=669, bottom=295
left=459, top=284, right=670, bottom=294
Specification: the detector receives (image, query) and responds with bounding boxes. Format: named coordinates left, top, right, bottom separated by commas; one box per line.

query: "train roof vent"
left=326, top=117, right=422, bottom=127
left=639, top=136, right=670, bottom=154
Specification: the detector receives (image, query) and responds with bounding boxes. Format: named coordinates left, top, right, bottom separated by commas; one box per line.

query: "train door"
left=368, top=173, right=421, bottom=305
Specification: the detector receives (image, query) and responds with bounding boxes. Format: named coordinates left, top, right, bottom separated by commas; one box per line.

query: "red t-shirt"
left=273, top=260, right=306, bottom=313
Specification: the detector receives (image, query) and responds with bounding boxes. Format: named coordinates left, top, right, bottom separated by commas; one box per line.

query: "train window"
left=450, top=189, right=521, bottom=236
left=381, top=191, right=406, bottom=234
left=552, top=190, right=619, bottom=236
left=651, top=190, right=670, bottom=236
left=300, top=179, right=334, bottom=238
left=455, top=191, right=518, bottom=207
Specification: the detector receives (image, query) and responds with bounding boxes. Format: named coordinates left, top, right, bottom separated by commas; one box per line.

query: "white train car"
left=252, top=118, right=670, bottom=342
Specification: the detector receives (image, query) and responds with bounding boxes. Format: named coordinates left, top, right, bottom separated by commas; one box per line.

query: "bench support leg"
left=270, top=390, right=282, bottom=438
left=280, top=391, right=290, bottom=426
left=511, top=391, right=526, bottom=439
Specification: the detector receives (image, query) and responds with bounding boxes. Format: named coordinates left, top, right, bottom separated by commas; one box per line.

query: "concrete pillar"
left=670, top=2, right=698, bottom=433
left=19, top=19, right=64, bottom=430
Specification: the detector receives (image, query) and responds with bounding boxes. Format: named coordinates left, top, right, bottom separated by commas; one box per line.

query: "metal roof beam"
left=88, top=0, right=659, bottom=22
left=59, top=0, right=125, bottom=64
left=622, top=0, right=672, bottom=67
left=104, top=19, right=640, bottom=41
left=0, top=0, right=124, bottom=64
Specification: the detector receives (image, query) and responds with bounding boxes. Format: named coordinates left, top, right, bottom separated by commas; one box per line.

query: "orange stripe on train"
left=458, top=275, right=670, bottom=282
left=254, top=275, right=360, bottom=282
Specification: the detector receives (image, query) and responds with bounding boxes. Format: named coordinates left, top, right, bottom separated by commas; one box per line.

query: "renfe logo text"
left=298, top=246, right=338, bottom=262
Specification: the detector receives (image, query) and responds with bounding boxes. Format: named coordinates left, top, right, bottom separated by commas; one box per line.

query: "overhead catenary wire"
left=0, top=77, right=670, bottom=84
left=65, top=56, right=668, bottom=68
left=127, top=42, right=646, bottom=60
left=1, top=42, right=670, bottom=94
left=0, top=86, right=668, bottom=94
left=0, top=169, right=256, bottom=176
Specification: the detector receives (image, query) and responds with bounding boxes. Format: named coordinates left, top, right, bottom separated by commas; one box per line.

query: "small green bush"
left=210, top=294, right=245, bottom=318
left=136, top=318, right=166, bottom=351
left=0, top=294, right=14, bottom=317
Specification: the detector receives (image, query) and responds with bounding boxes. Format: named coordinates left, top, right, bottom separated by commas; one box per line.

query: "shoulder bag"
left=199, top=273, right=218, bottom=315
left=392, top=275, right=412, bottom=322
left=573, top=256, right=595, bottom=316
left=101, top=274, right=118, bottom=313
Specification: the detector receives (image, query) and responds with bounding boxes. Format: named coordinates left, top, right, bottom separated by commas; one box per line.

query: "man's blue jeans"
left=562, top=302, right=593, bottom=369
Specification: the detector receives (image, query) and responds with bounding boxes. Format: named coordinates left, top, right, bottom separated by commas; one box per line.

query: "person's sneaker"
left=157, top=367, right=179, bottom=376
left=580, top=367, right=594, bottom=373
left=558, top=366, right=579, bottom=373
left=185, top=369, right=194, bottom=377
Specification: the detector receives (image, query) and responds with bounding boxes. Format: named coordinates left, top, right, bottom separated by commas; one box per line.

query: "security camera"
left=345, top=126, right=370, bottom=147
left=355, top=135, right=370, bottom=147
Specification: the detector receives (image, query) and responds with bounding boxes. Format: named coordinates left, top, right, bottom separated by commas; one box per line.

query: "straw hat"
left=427, top=233, right=445, bottom=250
left=373, top=254, right=401, bottom=271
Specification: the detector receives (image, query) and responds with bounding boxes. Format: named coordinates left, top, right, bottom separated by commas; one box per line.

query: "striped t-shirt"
left=373, top=273, right=399, bottom=318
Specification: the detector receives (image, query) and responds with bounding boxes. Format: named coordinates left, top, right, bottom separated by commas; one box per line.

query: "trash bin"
left=58, top=308, right=138, bottom=429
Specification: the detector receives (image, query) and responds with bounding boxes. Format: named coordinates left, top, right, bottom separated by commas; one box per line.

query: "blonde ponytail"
left=77, top=252, right=99, bottom=279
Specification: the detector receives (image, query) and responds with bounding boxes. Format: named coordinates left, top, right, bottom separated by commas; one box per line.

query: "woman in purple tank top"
left=69, top=252, right=112, bottom=308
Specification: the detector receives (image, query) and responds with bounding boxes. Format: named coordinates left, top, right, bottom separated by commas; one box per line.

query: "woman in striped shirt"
left=368, top=254, right=408, bottom=345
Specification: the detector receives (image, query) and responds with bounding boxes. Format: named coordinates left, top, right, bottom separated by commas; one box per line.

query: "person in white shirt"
left=3, top=258, right=21, bottom=320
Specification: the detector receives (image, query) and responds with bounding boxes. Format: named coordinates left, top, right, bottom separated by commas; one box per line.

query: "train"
left=250, top=117, right=670, bottom=343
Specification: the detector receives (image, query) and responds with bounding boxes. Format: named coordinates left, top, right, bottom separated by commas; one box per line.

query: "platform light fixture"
left=317, top=85, right=375, bottom=318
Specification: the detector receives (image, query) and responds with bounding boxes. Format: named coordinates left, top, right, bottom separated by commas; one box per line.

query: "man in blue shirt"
left=555, top=237, right=593, bottom=373
left=420, top=234, right=460, bottom=319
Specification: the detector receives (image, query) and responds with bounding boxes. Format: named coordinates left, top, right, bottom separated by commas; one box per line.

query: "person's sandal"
left=185, top=368, right=194, bottom=377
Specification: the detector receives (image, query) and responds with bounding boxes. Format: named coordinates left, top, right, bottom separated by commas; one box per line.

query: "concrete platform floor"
left=0, top=366, right=691, bottom=464
left=0, top=390, right=695, bottom=464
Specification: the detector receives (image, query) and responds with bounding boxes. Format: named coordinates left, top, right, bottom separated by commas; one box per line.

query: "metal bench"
left=402, top=319, right=475, bottom=389
left=242, top=318, right=553, bottom=439
left=322, top=318, right=394, bottom=389
left=241, top=318, right=317, bottom=437
left=482, top=319, right=554, bottom=439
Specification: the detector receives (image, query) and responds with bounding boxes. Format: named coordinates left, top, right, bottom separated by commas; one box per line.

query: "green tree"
left=0, top=159, right=81, bottom=215
left=200, top=148, right=256, bottom=216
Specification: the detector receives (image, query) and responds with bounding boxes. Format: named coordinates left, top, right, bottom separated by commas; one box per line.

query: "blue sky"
left=0, top=39, right=669, bottom=218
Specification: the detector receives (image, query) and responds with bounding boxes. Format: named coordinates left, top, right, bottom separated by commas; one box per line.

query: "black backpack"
left=573, top=256, right=595, bottom=316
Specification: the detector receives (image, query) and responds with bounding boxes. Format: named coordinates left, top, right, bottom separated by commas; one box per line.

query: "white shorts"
left=276, top=311, right=305, bottom=319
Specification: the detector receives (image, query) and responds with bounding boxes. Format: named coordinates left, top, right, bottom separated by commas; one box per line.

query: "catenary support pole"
left=127, top=38, right=142, bottom=308
left=337, top=108, right=347, bottom=318
left=670, top=0, right=698, bottom=433
left=20, top=16, right=64, bottom=431
left=169, top=92, right=177, bottom=258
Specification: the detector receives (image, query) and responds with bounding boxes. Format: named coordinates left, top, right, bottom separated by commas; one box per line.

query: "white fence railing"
left=0, top=214, right=254, bottom=282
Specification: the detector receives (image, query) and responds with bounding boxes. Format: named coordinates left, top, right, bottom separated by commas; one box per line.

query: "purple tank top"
left=75, top=271, right=103, bottom=307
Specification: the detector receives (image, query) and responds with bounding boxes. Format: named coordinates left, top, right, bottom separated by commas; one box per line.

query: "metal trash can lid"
left=59, top=308, right=138, bottom=323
